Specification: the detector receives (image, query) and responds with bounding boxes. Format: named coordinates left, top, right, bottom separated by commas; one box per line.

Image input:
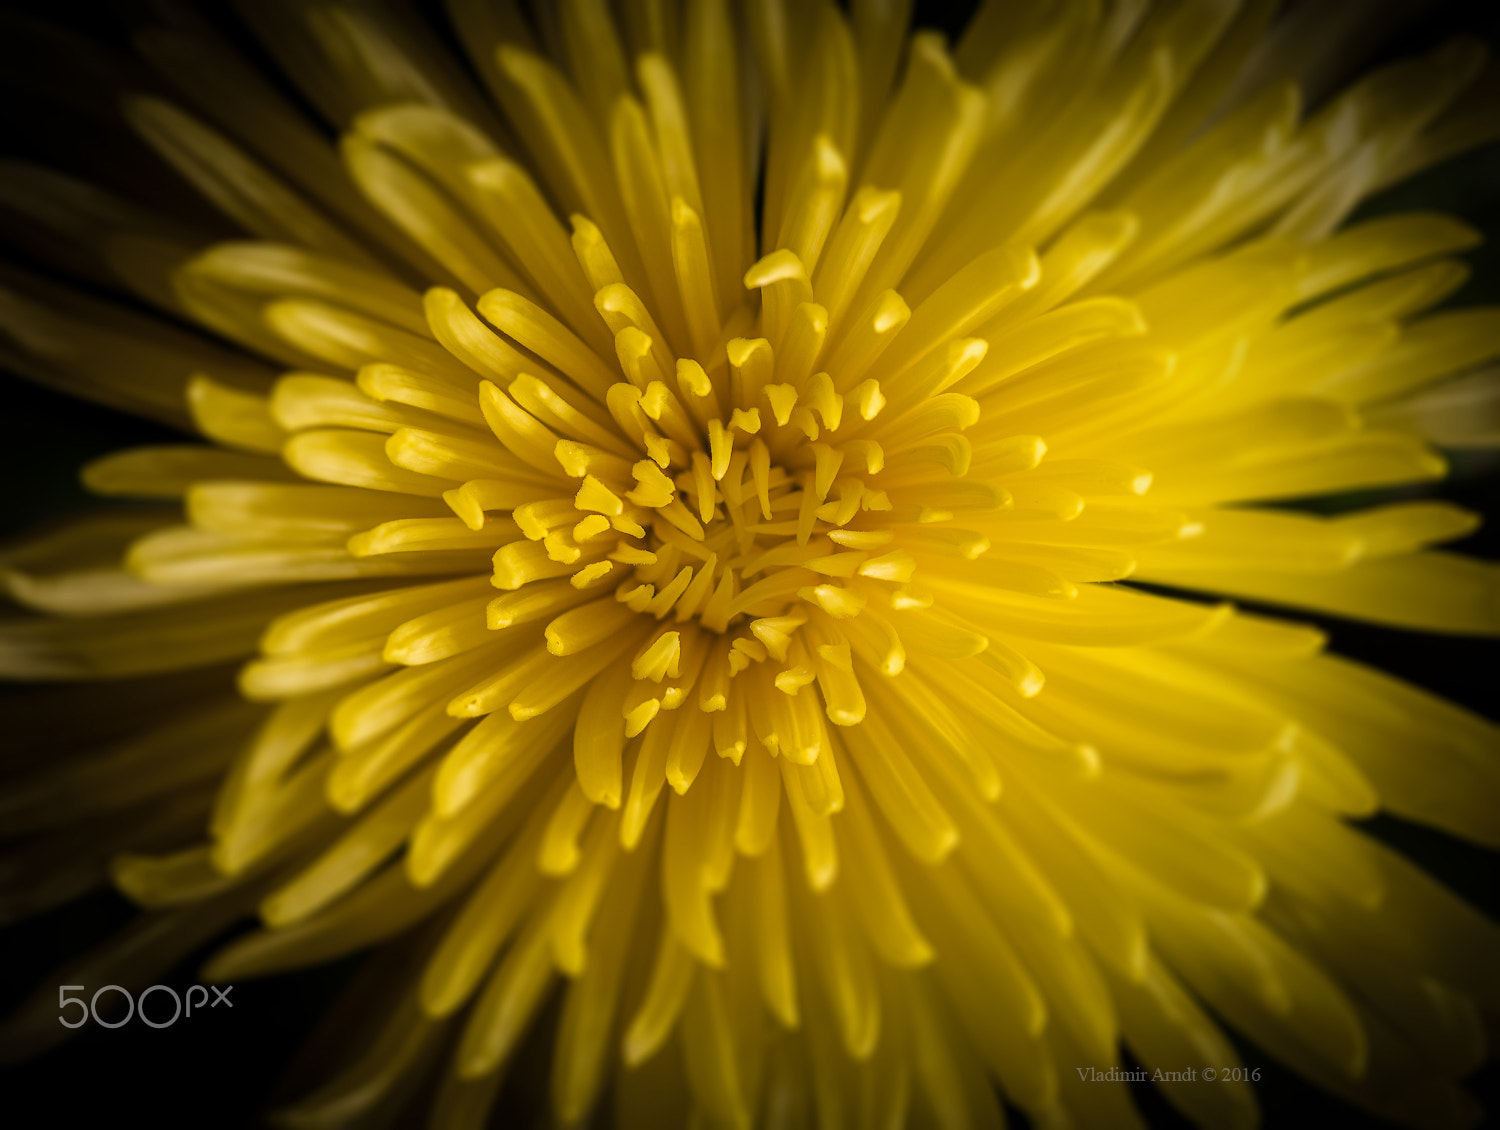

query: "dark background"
left=0, top=0, right=1496, bottom=1127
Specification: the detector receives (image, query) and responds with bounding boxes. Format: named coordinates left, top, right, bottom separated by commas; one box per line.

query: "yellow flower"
left=1, top=2, right=1498, bottom=1128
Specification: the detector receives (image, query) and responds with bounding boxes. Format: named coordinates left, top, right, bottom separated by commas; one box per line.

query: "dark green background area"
left=0, top=1, right=1497, bottom=1128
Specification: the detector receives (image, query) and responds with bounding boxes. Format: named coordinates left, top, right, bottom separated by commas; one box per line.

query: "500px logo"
left=57, top=984, right=233, bottom=1029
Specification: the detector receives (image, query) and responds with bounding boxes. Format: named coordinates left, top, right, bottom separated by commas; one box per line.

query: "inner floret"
left=454, top=258, right=999, bottom=753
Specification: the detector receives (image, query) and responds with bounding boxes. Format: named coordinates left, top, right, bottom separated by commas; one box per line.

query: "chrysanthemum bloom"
left=1, top=0, right=1498, bottom=1126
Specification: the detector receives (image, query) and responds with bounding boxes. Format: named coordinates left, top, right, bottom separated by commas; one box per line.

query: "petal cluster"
left=0, top=3, right=1498, bottom=1129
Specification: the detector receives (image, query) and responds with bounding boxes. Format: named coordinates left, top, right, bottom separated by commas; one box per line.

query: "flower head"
left=1, top=2, right=1498, bottom=1127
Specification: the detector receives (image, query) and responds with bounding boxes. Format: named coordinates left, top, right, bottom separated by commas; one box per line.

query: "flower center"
left=500, top=355, right=907, bottom=639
